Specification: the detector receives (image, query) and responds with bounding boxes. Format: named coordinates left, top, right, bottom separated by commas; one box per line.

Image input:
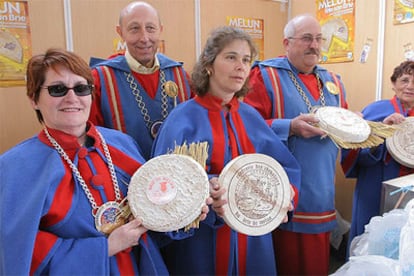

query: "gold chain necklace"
left=288, top=71, right=326, bottom=113
left=125, top=70, right=169, bottom=138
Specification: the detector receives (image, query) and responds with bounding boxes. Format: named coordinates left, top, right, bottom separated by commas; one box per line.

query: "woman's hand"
left=198, top=196, right=213, bottom=222
left=209, top=177, right=227, bottom=217
left=107, top=218, right=147, bottom=256
left=383, top=112, right=405, bottom=125
left=282, top=185, right=296, bottom=223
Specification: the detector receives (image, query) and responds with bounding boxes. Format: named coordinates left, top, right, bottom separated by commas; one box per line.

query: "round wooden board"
left=218, top=153, right=291, bottom=236
left=386, top=117, right=414, bottom=168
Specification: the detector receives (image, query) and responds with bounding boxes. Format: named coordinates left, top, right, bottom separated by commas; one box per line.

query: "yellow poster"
left=112, top=39, right=165, bottom=55
left=316, top=0, right=355, bottom=64
left=0, top=0, right=31, bottom=87
left=393, top=0, right=414, bottom=25
left=226, top=16, right=264, bottom=61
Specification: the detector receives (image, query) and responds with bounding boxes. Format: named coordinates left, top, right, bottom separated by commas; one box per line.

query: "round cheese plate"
left=128, top=154, right=209, bottom=232
left=386, top=117, right=414, bottom=168
left=314, top=106, right=371, bottom=143
left=218, top=153, right=291, bottom=236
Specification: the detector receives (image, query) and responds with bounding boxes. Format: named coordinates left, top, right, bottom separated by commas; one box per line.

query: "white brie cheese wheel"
left=128, top=154, right=209, bottom=232
left=315, top=106, right=371, bottom=143
left=0, top=30, right=23, bottom=63
left=321, top=18, right=349, bottom=53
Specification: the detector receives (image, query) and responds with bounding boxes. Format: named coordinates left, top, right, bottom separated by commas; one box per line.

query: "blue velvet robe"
left=0, top=124, right=168, bottom=275
left=152, top=94, right=301, bottom=275
left=89, top=54, right=192, bottom=160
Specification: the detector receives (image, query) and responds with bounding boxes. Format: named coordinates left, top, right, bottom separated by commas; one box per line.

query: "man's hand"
left=290, top=113, right=326, bottom=138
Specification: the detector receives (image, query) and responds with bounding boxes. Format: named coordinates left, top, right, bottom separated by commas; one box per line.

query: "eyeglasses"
left=288, top=35, right=326, bottom=44
left=41, top=84, right=94, bottom=97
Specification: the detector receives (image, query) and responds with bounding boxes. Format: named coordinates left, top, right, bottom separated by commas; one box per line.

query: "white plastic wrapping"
left=331, top=255, right=400, bottom=276
left=366, top=210, right=408, bottom=259
left=399, top=200, right=414, bottom=276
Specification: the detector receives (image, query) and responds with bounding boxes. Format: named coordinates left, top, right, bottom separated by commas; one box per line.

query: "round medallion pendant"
left=164, top=81, right=179, bottom=98
left=95, top=201, right=124, bottom=235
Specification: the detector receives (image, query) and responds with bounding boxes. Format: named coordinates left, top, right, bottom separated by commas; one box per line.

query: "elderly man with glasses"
left=244, top=13, right=348, bottom=275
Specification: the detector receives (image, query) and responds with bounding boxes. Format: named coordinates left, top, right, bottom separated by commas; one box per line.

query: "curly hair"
left=390, top=60, right=414, bottom=83
left=191, top=26, right=257, bottom=98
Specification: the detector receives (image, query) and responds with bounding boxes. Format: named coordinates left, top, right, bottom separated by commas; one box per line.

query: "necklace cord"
left=44, top=128, right=122, bottom=214
left=288, top=71, right=326, bottom=113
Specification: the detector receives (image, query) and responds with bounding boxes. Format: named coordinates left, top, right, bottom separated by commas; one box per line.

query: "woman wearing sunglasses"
left=0, top=48, right=169, bottom=275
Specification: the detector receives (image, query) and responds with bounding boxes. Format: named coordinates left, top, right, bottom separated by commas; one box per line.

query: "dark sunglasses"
left=41, top=84, right=94, bottom=97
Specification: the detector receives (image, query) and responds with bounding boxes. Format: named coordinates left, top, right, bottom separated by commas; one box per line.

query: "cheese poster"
left=316, top=0, right=355, bottom=64
left=393, top=0, right=414, bottom=25
left=227, top=16, right=264, bottom=61
left=0, top=0, right=32, bottom=87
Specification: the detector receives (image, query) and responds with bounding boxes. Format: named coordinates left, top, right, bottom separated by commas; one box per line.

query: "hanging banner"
left=393, top=0, right=414, bottom=25
left=0, top=0, right=32, bottom=87
left=316, top=0, right=355, bottom=64
left=226, top=16, right=264, bottom=61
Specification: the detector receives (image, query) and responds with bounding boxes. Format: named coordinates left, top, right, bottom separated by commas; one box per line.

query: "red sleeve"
left=245, top=67, right=273, bottom=119
left=31, top=231, right=58, bottom=275
left=89, top=68, right=105, bottom=126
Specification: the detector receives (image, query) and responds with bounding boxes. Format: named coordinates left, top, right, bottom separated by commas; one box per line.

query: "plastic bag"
left=331, top=255, right=400, bottom=276
left=349, top=210, right=407, bottom=259
left=349, top=231, right=369, bottom=257
left=366, top=209, right=408, bottom=259
left=399, top=199, right=414, bottom=276
left=330, top=210, right=351, bottom=250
